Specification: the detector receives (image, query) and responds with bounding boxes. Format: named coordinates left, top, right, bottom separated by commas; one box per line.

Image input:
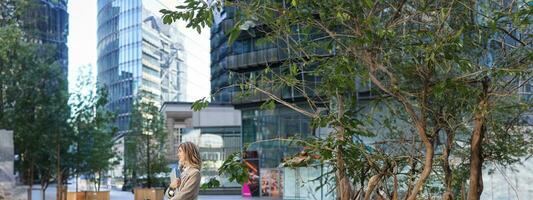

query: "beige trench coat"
left=165, top=167, right=201, bottom=200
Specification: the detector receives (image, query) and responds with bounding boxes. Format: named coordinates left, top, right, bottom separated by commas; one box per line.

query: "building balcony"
left=227, top=48, right=288, bottom=71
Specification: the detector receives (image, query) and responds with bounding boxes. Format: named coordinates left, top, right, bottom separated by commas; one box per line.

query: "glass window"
left=233, top=40, right=251, bottom=54
left=242, top=118, right=257, bottom=145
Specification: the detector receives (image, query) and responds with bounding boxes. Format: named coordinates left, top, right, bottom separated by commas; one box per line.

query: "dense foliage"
left=162, top=0, right=531, bottom=199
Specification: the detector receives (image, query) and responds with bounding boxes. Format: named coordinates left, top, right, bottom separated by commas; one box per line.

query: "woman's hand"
left=170, top=179, right=181, bottom=189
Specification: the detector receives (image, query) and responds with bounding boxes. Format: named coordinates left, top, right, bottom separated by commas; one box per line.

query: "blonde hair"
left=178, top=142, right=202, bottom=170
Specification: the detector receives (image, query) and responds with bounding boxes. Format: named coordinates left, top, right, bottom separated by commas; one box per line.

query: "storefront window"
left=241, top=106, right=314, bottom=197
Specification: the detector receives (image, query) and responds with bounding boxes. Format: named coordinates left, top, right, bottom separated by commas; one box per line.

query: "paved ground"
left=27, top=185, right=277, bottom=200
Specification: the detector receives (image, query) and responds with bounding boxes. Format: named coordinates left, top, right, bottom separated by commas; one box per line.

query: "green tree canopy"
left=125, top=98, right=169, bottom=188
left=163, top=0, right=531, bottom=199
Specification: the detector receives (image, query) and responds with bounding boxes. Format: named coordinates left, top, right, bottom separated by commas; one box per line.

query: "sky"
left=67, top=0, right=211, bottom=102
left=67, top=0, right=97, bottom=92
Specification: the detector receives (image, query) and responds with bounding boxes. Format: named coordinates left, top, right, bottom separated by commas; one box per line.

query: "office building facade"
left=97, top=0, right=192, bottom=186
left=97, top=0, right=187, bottom=135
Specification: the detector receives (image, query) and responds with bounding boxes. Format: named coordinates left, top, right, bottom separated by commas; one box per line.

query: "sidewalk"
left=27, top=185, right=279, bottom=200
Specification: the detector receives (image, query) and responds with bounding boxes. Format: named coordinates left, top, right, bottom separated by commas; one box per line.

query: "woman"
left=165, top=142, right=202, bottom=200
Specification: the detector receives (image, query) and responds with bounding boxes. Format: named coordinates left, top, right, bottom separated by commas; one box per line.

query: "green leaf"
left=207, top=12, right=213, bottom=27
left=363, top=0, right=373, bottom=8
left=260, top=99, right=276, bottom=110
left=290, top=63, right=298, bottom=75
left=227, top=27, right=241, bottom=45
left=291, top=0, right=298, bottom=6
left=196, top=26, right=202, bottom=34
left=162, top=15, right=172, bottom=24
left=200, top=178, right=220, bottom=190
left=191, top=97, right=209, bottom=111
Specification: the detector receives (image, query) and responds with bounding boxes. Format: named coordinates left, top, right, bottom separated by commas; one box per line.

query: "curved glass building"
left=97, top=0, right=141, bottom=134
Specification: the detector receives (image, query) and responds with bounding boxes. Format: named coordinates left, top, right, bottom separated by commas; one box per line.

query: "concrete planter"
left=134, top=188, right=164, bottom=200
left=66, top=191, right=110, bottom=200
left=66, top=192, right=84, bottom=200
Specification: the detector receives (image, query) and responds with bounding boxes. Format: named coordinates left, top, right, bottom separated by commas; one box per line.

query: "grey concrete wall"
left=0, top=129, right=14, bottom=183
left=192, top=106, right=241, bottom=127
left=162, top=103, right=242, bottom=163
left=0, top=129, right=14, bottom=200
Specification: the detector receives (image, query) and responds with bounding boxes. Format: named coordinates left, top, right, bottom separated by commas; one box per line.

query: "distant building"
left=24, top=0, right=69, bottom=76
left=97, top=0, right=188, bottom=135
left=161, top=102, right=241, bottom=188
left=97, top=0, right=195, bottom=186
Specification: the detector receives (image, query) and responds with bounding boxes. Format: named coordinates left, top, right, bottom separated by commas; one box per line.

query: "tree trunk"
left=468, top=113, right=485, bottom=200
left=27, top=158, right=33, bottom=200
left=335, top=93, right=352, bottom=200
left=41, top=173, right=49, bottom=200
left=461, top=181, right=466, bottom=200
left=76, top=137, right=80, bottom=192
left=364, top=174, right=380, bottom=200
left=76, top=173, right=79, bottom=192
left=367, top=63, right=434, bottom=200
left=97, top=171, right=102, bottom=192
left=403, top=153, right=416, bottom=200
left=61, top=169, right=68, bottom=200
left=132, top=168, right=137, bottom=189
left=336, top=148, right=352, bottom=200
left=376, top=191, right=386, bottom=200
left=392, top=173, right=398, bottom=200
left=56, top=139, right=62, bottom=200
left=365, top=166, right=388, bottom=200
left=406, top=135, right=434, bottom=200
left=468, top=78, right=489, bottom=200
left=404, top=80, right=435, bottom=200
left=443, top=128, right=455, bottom=200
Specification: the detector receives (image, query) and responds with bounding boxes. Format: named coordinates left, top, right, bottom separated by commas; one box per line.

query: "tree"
left=161, top=1, right=531, bottom=199
left=70, top=65, right=120, bottom=192
left=126, top=98, right=169, bottom=188
left=0, top=24, right=72, bottom=200
left=1, top=2, right=73, bottom=199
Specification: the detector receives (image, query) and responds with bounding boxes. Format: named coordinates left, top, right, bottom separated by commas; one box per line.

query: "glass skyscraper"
left=97, top=0, right=139, bottom=135
left=97, top=0, right=187, bottom=136
left=24, top=0, right=69, bottom=75
left=97, top=0, right=190, bottom=185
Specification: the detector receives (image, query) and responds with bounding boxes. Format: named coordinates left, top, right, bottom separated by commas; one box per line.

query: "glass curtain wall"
left=97, top=0, right=142, bottom=134
left=211, top=5, right=321, bottom=198
left=24, top=0, right=69, bottom=75
left=241, top=106, right=313, bottom=197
